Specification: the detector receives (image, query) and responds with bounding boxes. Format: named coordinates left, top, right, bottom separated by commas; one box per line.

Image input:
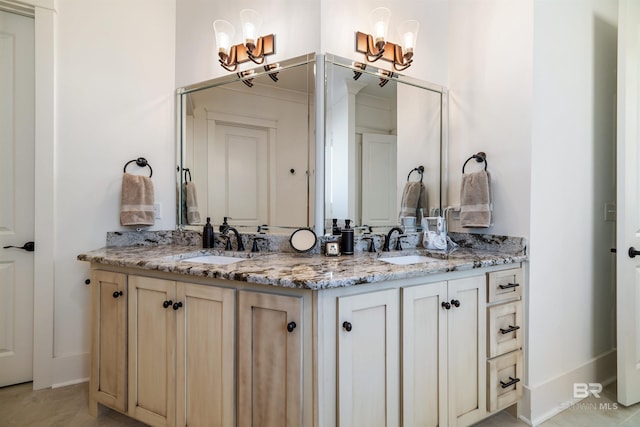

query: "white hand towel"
left=120, top=173, right=155, bottom=226
left=460, top=170, right=491, bottom=228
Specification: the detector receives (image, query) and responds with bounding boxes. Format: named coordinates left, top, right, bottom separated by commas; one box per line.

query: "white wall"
left=447, top=0, right=533, bottom=238
left=53, top=0, right=176, bottom=383
left=528, top=0, right=617, bottom=423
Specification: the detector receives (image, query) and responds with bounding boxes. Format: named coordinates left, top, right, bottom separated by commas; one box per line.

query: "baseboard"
left=523, top=349, right=616, bottom=426
left=51, top=352, right=90, bottom=388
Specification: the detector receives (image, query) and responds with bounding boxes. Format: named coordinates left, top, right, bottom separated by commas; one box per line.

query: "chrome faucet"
left=382, top=227, right=404, bottom=251
left=219, top=217, right=245, bottom=251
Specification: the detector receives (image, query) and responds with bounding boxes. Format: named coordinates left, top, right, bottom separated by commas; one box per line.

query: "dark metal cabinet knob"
left=629, top=247, right=640, bottom=258
left=85, top=279, right=91, bottom=285
left=112, top=291, right=123, bottom=298
left=441, top=301, right=451, bottom=310
left=287, top=321, right=297, bottom=332
left=173, top=301, right=183, bottom=310
left=163, top=300, right=173, bottom=309
left=343, top=321, right=352, bottom=332
left=451, top=299, right=461, bottom=308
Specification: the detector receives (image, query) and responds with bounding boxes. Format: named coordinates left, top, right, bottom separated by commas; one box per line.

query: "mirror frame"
left=320, top=53, right=449, bottom=234
left=176, top=53, right=318, bottom=231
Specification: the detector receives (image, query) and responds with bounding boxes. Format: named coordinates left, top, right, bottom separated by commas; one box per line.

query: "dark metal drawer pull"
left=498, top=282, right=519, bottom=290
left=499, top=325, right=520, bottom=334
left=500, top=376, right=520, bottom=389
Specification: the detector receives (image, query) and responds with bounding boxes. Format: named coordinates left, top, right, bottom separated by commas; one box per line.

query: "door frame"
left=2, top=0, right=57, bottom=390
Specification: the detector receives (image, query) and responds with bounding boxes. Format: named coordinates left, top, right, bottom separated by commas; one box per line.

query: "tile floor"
left=1, top=381, right=640, bottom=426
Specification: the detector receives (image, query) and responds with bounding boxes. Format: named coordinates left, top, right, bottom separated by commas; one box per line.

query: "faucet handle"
left=251, top=237, right=266, bottom=253
left=395, top=234, right=407, bottom=251
left=362, top=236, right=376, bottom=252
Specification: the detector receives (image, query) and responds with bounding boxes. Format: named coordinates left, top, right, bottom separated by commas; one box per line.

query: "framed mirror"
left=323, top=54, right=447, bottom=233
left=176, top=54, right=316, bottom=232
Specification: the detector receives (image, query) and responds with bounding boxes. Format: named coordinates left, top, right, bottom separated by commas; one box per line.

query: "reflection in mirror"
left=177, top=55, right=315, bottom=232
left=324, top=55, right=447, bottom=233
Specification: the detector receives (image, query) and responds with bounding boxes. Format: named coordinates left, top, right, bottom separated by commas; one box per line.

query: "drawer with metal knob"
left=487, top=300, right=523, bottom=358
left=487, top=349, right=523, bottom=413
left=487, top=268, right=523, bottom=303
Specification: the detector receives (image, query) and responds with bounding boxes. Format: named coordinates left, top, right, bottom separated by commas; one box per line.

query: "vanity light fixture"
left=213, top=9, right=275, bottom=72
left=355, top=7, right=419, bottom=71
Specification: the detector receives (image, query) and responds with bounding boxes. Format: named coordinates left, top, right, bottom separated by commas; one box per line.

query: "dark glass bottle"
left=203, top=217, right=214, bottom=248
left=341, top=219, right=354, bottom=255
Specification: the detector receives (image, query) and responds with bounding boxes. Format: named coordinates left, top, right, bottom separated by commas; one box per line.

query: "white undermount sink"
left=379, top=255, right=440, bottom=265
left=181, top=255, right=246, bottom=265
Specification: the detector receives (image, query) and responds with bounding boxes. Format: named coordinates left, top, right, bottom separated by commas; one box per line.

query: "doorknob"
left=629, top=247, right=640, bottom=258
left=3, top=241, right=35, bottom=252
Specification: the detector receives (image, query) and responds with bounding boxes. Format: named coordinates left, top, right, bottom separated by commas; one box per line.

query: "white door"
left=0, top=10, right=35, bottom=387
left=361, top=133, right=397, bottom=227
left=210, top=123, right=269, bottom=227
left=617, top=0, right=640, bottom=406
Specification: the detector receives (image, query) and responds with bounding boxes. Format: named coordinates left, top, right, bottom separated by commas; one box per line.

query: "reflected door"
left=0, top=10, right=35, bottom=387
left=361, top=133, right=397, bottom=226
left=210, top=123, right=269, bottom=227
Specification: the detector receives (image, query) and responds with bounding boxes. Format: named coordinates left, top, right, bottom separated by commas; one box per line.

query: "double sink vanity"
left=79, top=231, right=527, bottom=427
left=80, top=53, right=527, bottom=426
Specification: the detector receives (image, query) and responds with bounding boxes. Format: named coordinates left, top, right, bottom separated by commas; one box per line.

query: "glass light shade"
left=213, top=20, right=235, bottom=57
left=397, top=20, right=420, bottom=58
left=369, top=7, right=391, bottom=47
left=240, top=9, right=263, bottom=48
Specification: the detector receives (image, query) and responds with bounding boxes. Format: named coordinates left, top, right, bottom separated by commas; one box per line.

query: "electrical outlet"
left=154, top=203, right=162, bottom=219
left=604, top=202, right=615, bottom=222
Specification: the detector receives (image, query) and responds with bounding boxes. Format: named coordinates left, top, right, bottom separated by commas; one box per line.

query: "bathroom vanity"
left=79, top=236, right=526, bottom=427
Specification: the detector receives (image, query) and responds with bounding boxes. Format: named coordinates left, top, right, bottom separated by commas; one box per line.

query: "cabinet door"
left=176, top=283, right=235, bottom=427
left=238, top=290, right=303, bottom=427
left=402, top=282, right=448, bottom=427
left=90, top=270, right=127, bottom=414
left=338, top=288, right=399, bottom=427
left=447, top=276, right=486, bottom=427
left=128, top=276, right=176, bottom=427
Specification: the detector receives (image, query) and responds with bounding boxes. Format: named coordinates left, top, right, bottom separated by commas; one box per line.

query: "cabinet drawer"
left=487, top=268, right=523, bottom=303
left=487, top=301, right=523, bottom=358
left=487, top=350, right=523, bottom=413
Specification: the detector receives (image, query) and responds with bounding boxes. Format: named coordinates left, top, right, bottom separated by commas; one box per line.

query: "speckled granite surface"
left=78, top=236, right=527, bottom=290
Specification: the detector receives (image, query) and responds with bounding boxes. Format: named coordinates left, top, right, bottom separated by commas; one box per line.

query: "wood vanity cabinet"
left=127, top=275, right=235, bottom=427
left=89, top=270, right=128, bottom=415
left=402, top=276, right=487, bottom=427
left=336, top=288, right=400, bottom=426
left=237, top=290, right=304, bottom=427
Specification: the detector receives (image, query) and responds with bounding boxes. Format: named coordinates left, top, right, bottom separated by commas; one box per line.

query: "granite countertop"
left=77, top=240, right=527, bottom=290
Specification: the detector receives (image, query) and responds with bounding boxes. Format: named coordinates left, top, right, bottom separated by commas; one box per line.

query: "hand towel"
left=182, top=181, right=202, bottom=225
left=399, top=181, right=427, bottom=221
left=460, top=170, right=491, bottom=228
left=120, top=173, right=155, bottom=226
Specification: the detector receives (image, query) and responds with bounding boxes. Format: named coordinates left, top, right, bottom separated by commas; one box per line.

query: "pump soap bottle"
left=203, top=217, right=214, bottom=248
left=341, top=219, right=354, bottom=255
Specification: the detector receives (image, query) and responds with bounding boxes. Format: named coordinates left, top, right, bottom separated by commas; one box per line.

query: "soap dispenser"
left=203, top=217, right=214, bottom=248
left=341, top=219, right=354, bottom=255
left=332, top=218, right=341, bottom=236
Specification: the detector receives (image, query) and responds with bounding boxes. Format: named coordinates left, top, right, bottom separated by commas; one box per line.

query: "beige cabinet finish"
left=128, top=275, right=176, bottom=426
left=88, top=263, right=524, bottom=427
left=238, top=290, right=304, bottom=427
left=447, top=276, right=487, bottom=427
left=337, top=288, right=400, bottom=427
left=402, top=281, right=448, bottom=427
left=89, top=270, right=128, bottom=415
left=402, top=276, right=486, bottom=427
left=176, top=282, right=235, bottom=427
left=128, top=275, right=236, bottom=427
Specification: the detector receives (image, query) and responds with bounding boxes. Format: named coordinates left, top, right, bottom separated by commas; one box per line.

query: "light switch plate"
left=154, top=203, right=162, bottom=219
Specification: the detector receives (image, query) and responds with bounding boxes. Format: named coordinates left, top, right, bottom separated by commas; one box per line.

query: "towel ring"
left=462, top=152, right=487, bottom=174
left=184, top=168, right=192, bottom=182
left=124, top=157, right=153, bottom=177
left=407, top=165, right=425, bottom=182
